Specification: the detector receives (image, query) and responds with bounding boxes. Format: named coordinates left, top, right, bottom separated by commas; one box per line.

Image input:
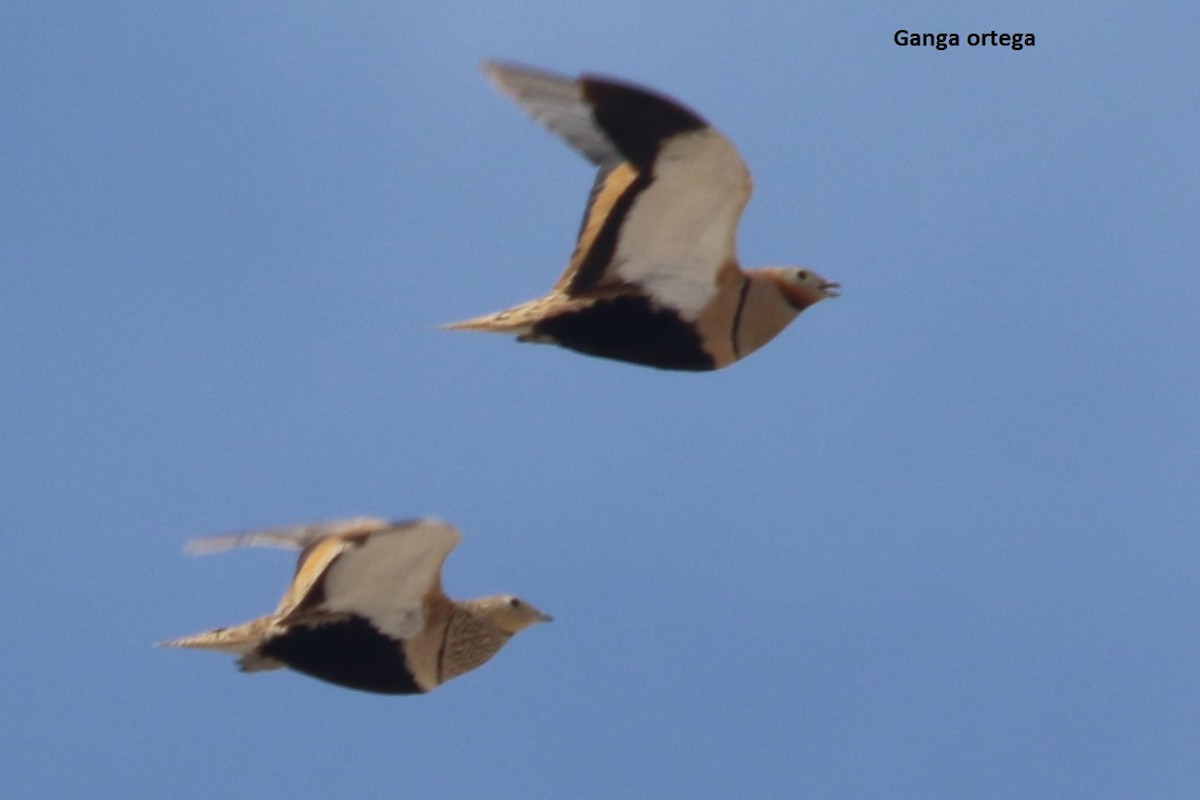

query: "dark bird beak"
left=820, top=281, right=841, bottom=298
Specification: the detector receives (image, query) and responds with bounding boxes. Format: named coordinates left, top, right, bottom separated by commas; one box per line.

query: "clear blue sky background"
left=3, top=2, right=1197, bottom=798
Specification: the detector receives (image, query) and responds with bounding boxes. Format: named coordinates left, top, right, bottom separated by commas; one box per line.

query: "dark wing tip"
left=578, top=73, right=710, bottom=167
left=483, top=59, right=711, bottom=169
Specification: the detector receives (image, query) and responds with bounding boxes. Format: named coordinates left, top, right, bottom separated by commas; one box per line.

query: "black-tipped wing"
left=187, top=517, right=462, bottom=640
left=484, top=60, right=709, bottom=170
left=485, top=60, right=751, bottom=318
left=484, top=60, right=626, bottom=170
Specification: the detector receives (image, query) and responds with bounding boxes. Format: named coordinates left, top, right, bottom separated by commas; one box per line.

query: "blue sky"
left=3, top=2, right=1198, bottom=798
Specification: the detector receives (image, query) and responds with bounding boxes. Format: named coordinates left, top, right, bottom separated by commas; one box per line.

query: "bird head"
left=480, top=595, right=554, bottom=635
left=766, top=267, right=841, bottom=309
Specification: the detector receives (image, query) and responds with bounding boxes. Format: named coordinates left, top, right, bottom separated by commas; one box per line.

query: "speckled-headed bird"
left=444, top=60, right=839, bottom=371
left=161, top=517, right=550, bottom=695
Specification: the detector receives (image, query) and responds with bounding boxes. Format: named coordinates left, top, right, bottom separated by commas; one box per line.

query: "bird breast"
left=437, top=606, right=512, bottom=683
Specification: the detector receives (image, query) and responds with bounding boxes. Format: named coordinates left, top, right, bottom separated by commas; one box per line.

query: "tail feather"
left=440, top=310, right=534, bottom=335
left=158, top=617, right=273, bottom=657
left=441, top=294, right=584, bottom=336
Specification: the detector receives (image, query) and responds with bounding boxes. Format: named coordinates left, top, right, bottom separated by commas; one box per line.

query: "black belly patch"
left=259, top=617, right=423, bottom=695
left=533, top=296, right=714, bottom=371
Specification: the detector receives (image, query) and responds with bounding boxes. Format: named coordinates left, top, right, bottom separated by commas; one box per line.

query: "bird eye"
left=796, top=270, right=809, bottom=281
left=508, top=598, right=521, bottom=608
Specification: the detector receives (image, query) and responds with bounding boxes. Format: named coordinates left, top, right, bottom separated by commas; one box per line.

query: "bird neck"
left=734, top=271, right=804, bottom=358
left=438, top=603, right=511, bottom=682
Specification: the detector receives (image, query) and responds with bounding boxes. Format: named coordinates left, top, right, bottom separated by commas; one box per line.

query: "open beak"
left=820, top=280, right=841, bottom=298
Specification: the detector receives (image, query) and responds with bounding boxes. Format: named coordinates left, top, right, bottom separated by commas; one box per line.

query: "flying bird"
left=161, top=517, right=550, bottom=695
left=444, top=60, right=839, bottom=371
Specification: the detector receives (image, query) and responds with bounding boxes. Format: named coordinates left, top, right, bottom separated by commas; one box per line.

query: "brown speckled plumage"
left=444, top=61, right=839, bottom=370
left=160, top=518, right=550, bottom=695
left=438, top=600, right=517, bottom=683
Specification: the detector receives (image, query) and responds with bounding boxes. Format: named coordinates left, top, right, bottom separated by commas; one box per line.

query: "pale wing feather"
left=183, top=517, right=456, bottom=632
left=484, top=60, right=623, bottom=169
left=606, top=129, right=751, bottom=318
left=315, top=519, right=462, bottom=640
left=184, top=517, right=390, bottom=556
left=485, top=60, right=750, bottom=316
left=485, top=61, right=629, bottom=291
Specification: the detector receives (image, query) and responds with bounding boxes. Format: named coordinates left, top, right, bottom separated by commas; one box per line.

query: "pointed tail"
left=157, top=618, right=271, bottom=657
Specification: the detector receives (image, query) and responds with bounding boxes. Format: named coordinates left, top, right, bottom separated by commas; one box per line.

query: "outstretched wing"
left=184, top=517, right=390, bottom=556
left=485, top=60, right=751, bottom=319
left=186, top=517, right=461, bottom=640
left=289, top=518, right=461, bottom=640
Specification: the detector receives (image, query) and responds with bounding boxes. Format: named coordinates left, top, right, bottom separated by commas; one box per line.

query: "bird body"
left=445, top=61, right=839, bottom=371
left=162, top=518, right=550, bottom=695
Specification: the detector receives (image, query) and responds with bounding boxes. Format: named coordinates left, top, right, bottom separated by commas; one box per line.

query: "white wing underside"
left=607, top=130, right=750, bottom=318
left=317, top=520, right=460, bottom=640
left=486, top=61, right=752, bottom=319
left=186, top=517, right=462, bottom=641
